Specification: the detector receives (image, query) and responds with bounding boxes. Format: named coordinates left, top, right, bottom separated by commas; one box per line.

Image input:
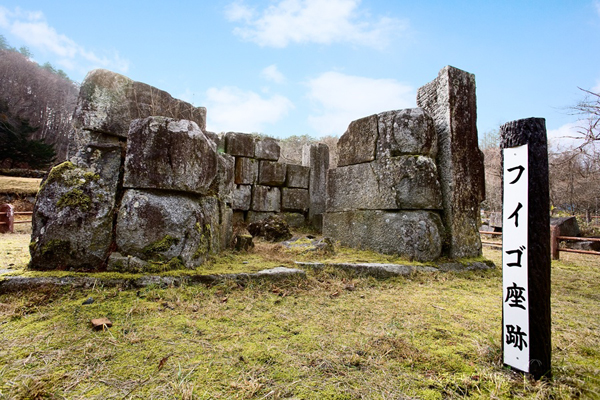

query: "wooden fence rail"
left=480, top=229, right=600, bottom=260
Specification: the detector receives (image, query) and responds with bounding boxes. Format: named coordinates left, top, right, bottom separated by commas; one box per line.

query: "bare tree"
left=0, top=46, right=78, bottom=163
left=569, top=88, right=600, bottom=151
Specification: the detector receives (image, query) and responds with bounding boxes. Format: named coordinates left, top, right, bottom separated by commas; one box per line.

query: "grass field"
left=0, top=229, right=599, bottom=399
left=0, top=175, right=42, bottom=196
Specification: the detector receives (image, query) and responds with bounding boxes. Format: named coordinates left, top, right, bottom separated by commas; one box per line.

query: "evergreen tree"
left=0, top=101, right=56, bottom=169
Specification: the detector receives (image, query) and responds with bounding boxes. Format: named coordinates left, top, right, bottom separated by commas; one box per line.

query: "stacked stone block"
left=324, top=108, right=445, bottom=262
left=30, top=69, right=231, bottom=272
left=225, top=132, right=315, bottom=228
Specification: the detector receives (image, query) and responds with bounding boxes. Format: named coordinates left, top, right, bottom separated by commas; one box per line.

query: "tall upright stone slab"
left=500, top=118, right=551, bottom=380
left=302, top=143, right=329, bottom=231
left=416, top=66, right=485, bottom=258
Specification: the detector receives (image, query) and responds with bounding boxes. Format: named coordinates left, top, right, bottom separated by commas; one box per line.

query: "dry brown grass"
left=0, top=175, right=41, bottom=196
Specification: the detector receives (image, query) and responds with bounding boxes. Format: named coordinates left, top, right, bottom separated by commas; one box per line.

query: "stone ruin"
left=29, top=65, right=485, bottom=271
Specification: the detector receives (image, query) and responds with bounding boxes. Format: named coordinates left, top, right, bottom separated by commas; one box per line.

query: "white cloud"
left=205, top=86, right=294, bottom=133
left=225, top=1, right=255, bottom=22
left=261, top=64, right=285, bottom=84
left=306, top=71, right=415, bottom=136
left=226, top=0, right=408, bottom=49
left=547, top=121, right=588, bottom=151
left=595, top=0, right=600, bottom=17
left=0, top=7, right=129, bottom=74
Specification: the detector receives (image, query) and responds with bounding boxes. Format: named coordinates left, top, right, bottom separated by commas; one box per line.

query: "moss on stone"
left=193, top=224, right=213, bottom=259
left=56, top=189, right=92, bottom=211
left=39, top=239, right=71, bottom=258
left=147, top=256, right=186, bottom=273
left=83, top=172, right=100, bottom=182
left=142, top=235, right=180, bottom=258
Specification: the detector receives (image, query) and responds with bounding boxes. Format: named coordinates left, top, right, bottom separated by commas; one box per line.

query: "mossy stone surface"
left=29, top=147, right=122, bottom=271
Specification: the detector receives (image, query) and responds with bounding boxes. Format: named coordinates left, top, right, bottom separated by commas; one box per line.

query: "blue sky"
left=1, top=1, right=599, bottom=147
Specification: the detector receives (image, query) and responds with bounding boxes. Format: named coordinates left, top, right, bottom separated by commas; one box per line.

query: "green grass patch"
left=0, top=243, right=598, bottom=399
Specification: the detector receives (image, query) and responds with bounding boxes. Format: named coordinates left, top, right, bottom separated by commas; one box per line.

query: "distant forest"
left=0, top=35, right=78, bottom=167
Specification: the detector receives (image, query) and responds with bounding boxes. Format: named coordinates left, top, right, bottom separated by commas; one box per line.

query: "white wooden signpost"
left=500, top=118, right=551, bottom=380
left=502, top=144, right=530, bottom=372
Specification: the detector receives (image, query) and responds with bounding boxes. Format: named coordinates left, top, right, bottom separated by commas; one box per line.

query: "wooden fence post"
left=550, top=225, right=560, bottom=261
left=0, top=203, right=15, bottom=234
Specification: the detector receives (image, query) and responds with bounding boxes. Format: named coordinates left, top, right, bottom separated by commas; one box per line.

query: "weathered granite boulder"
left=225, top=132, right=255, bottom=157
left=123, top=117, right=218, bottom=194
left=232, top=185, right=252, bottom=211
left=255, top=138, right=281, bottom=161
left=30, top=154, right=121, bottom=270
left=377, top=108, right=437, bottom=158
left=337, top=114, right=378, bottom=167
left=417, top=66, right=485, bottom=258
left=247, top=215, right=292, bottom=242
left=115, top=190, right=220, bottom=269
left=258, top=161, right=286, bottom=186
left=550, top=216, right=580, bottom=237
left=234, top=157, right=258, bottom=185
left=327, top=156, right=442, bottom=212
left=251, top=185, right=281, bottom=212
left=73, top=69, right=206, bottom=137
left=282, top=188, right=310, bottom=212
left=323, top=210, right=444, bottom=262
left=286, top=164, right=310, bottom=188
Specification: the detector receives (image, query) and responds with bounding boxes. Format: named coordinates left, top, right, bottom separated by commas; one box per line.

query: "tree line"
left=0, top=35, right=78, bottom=169
left=481, top=91, right=600, bottom=223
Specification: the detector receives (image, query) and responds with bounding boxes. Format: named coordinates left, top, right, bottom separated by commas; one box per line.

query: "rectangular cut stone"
left=255, top=138, right=281, bottom=161
left=219, top=201, right=233, bottom=250
left=327, top=156, right=442, bottom=212
left=417, top=66, right=485, bottom=258
left=234, top=157, right=258, bottom=184
left=258, top=161, right=286, bottom=186
left=286, top=164, right=310, bottom=188
left=323, top=210, right=444, bottom=262
left=214, top=153, right=234, bottom=204
left=232, top=185, right=252, bottom=211
left=337, top=114, right=378, bottom=167
left=282, top=212, right=306, bottom=228
left=282, top=188, right=309, bottom=212
left=247, top=211, right=276, bottom=224
left=225, top=132, right=255, bottom=157
left=251, top=185, right=281, bottom=212
left=74, top=69, right=206, bottom=137
left=302, top=143, right=329, bottom=231
left=377, top=108, right=437, bottom=158
left=123, top=117, right=217, bottom=194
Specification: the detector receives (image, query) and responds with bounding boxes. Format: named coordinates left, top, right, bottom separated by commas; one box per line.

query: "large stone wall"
left=323, top=108, right=445, bottom=262
left=224, top=132, right=324, bottom=228
left=30, top=70, right=230, bottom=272
left=29, top=65, right=485, bottom=272
left=324, top=66, right=485, bottom=261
